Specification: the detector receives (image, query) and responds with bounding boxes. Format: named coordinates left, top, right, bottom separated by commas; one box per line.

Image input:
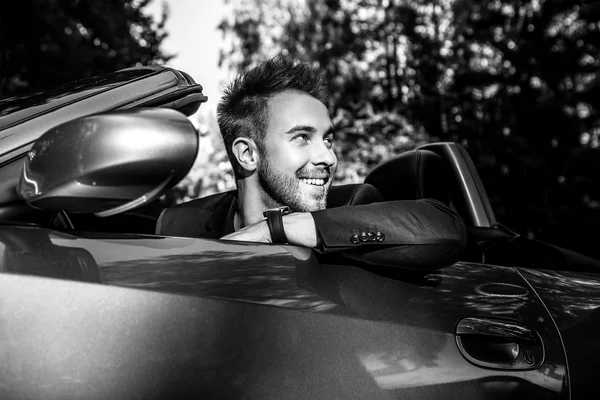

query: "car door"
left=421, top=142, right=600, bottom=399
left=477, top=225, right=600, bottom=400
left=1, top=222, right=567, bottom=399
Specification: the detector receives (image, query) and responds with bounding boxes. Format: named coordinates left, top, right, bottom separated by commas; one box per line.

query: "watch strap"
left=265, top=209, right=288, bottom=244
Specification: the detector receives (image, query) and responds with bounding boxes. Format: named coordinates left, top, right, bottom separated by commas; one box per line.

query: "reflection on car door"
left=42, top=228, right=569, bottom=399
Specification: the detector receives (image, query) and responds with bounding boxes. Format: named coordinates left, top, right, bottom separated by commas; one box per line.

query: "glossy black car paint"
left=1, top=224, right=565, bottom=399
left=0, top=66, right=598, bottom=399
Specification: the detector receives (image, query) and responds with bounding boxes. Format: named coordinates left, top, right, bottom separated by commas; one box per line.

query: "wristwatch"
left=263, top=206, right=291, bottom=243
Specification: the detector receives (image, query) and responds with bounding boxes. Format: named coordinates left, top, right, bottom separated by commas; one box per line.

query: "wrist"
left=282, top=212, right=317, bottom=248
left=261, top=220, right=273, bottom=243
left=263, top=206, right=290, bottom=243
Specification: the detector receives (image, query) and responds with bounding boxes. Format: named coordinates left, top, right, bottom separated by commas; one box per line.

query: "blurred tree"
left=0, top=0, right=172, bottom=98
left=218, top=0, right=439, bottom=182
left=447, top=0, right=600, bottom=254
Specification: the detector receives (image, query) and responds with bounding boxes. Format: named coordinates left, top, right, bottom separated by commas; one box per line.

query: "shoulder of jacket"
left=173, top=190, right=236, bottom=212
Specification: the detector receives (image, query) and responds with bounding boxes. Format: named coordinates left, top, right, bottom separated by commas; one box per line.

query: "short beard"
left=257, top=156, right=329, bottom=212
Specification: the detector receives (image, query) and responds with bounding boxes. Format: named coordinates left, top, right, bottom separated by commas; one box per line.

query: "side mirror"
left=18, top=108, right=198, bottom=217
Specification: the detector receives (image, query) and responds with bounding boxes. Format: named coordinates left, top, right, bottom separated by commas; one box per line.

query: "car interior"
left=0, top=65, right=509, bottom=269
left=0, top=140, right=497, bottom=264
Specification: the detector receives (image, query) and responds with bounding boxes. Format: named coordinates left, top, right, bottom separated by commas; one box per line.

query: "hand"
left=220, top=219, right=272, bottom=243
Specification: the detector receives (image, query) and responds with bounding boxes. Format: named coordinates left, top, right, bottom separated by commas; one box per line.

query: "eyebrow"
left=284, top=125, right=335, bottom=136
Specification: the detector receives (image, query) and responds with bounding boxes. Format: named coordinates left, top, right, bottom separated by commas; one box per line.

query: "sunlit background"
left=1, top=0, right=599, bottom=258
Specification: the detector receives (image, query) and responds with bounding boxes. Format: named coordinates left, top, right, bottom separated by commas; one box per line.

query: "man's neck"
left=235, top=180, right=269, bottom=228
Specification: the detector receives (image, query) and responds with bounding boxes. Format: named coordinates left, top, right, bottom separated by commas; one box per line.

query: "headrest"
left=327, top=183, right=384, bottom=208
left=364, top=148, right=450, bottom=205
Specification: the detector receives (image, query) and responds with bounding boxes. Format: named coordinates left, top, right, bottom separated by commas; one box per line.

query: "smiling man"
left=255, top=93, right=335, bottom=213
left=157, top=56, right=467, bottom=268
left=225, top=85, right=336, bottom=227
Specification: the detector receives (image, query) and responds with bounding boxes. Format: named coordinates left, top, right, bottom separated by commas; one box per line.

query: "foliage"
left=332, top=105, right=434, bottom=183
left=161, top=117, right=236, bottom=206
left=0, top=0, right=172, bottom=98
left=445, top=0, right=600, bottom=251
left=217, top=0, right=600, bottom=257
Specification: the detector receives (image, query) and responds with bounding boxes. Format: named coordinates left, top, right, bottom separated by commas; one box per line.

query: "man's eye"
left=324, top=136, right=334, bottom=148
left=292, top=134, right=309, bottom=142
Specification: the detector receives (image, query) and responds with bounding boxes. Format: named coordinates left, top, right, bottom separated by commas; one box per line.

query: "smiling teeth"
left=301, top=178, right=325, bottom=186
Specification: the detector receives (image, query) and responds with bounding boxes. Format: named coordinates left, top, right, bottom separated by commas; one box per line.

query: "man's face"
left=257, top=90, right=337, bottom=212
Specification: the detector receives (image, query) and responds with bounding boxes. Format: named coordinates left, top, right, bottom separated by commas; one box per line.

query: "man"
left=156, top=56, right=467, bottom=268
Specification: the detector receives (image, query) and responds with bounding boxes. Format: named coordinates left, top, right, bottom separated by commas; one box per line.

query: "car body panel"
left=0, top=225, right=567, bottom=399
left=0, top=270, right=566, bottom=400
left=0, top=273, right=398, bottom=400
left=517, top=268, right=600, bottom=400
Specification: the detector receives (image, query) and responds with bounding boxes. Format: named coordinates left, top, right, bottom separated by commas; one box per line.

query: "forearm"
left=220, top=212, right=319, bottom=246
left=221, top=198, right=467, bottom=269
left=312, top=199, right=467, bottom=249
left=311, top=199, right=467, bottom=268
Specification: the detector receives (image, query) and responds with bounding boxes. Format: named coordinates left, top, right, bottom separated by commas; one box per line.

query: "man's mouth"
left=299, top=177, right=328, bottom=186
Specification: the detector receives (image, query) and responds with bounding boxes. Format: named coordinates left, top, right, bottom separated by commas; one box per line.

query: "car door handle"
left=455, top=317, right=544, bottom=370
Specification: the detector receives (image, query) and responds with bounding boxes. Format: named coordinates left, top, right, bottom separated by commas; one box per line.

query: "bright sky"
left=147, top=0, right=231, bottom=120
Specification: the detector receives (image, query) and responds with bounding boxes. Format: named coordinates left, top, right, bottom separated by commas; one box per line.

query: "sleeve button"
left=367, top=232, right=376, bottom=241
left=350, top=234, right=360, bottom=244
left=359, top=232, right=369, bottom=242
left=376, top=232, right=385, bottom=242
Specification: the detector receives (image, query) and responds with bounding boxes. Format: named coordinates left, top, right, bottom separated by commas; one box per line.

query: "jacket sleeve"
left=311, top=198, right=468, bottom=269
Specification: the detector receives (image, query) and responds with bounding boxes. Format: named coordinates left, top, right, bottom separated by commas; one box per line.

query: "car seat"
left=364, top=148, right=451, bottom=206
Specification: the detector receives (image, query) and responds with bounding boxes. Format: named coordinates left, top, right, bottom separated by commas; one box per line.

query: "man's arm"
left=219, top=212, right=318, bottom=246
left=310, top=198, right=467, bottom=269
left=221, top=198, right=467, bottom=269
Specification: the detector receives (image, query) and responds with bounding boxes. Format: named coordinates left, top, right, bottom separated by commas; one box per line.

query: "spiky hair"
left=217, top=55, right=328, bottom=173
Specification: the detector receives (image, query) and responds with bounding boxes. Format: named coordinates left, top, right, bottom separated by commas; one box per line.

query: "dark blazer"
left=156, top=191, right=239, bottom=239
left=156, top=183, right=467, bottom=269
left=311, top=198, right=467, bottom=269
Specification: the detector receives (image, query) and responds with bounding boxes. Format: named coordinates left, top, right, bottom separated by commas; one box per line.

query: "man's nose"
left=311, top=141, right=336, bottom=167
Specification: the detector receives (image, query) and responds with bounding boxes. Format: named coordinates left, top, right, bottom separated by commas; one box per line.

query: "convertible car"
left=0, top=67, right=598, bottom=399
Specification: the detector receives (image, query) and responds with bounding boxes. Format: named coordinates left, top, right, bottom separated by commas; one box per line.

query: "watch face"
left=262, top=206, right=291, bottom=218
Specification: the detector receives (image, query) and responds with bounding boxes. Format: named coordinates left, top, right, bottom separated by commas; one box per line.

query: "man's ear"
left=232, top=137, right=260, bottom=174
